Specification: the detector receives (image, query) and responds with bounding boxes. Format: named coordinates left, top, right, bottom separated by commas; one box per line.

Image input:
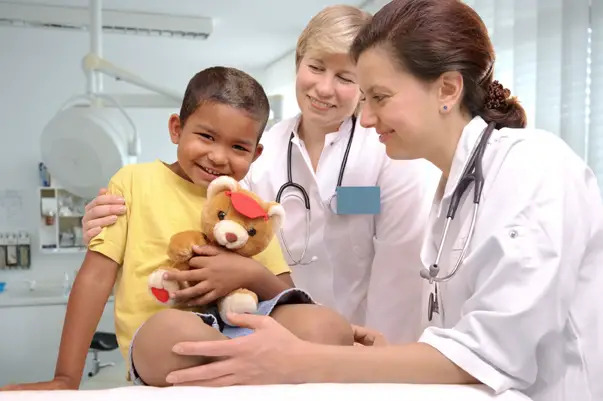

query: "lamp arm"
left=82, top=53, right=183, bottom=103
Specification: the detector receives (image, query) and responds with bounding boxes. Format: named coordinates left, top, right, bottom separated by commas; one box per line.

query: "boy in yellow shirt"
left=4, top=67, right=353, bottom=391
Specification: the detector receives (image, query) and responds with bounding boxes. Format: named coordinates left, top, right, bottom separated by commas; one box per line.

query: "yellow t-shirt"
left=89, top=160, right=290, bottom=364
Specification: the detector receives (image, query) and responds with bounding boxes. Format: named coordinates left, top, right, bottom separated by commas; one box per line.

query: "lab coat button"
left=509, top=229, right=518, bottom=238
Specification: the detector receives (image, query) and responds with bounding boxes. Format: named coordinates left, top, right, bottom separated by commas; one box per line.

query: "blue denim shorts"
left=129, top=287, right=314, bottom=385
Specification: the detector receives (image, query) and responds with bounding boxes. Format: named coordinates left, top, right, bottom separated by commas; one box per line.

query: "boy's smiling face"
left=169, top=101, right=264, bottom=186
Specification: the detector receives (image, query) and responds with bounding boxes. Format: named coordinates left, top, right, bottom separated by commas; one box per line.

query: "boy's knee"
left=272, top=304, right=354, bottom=346
left=132, top=309, right=223, bottom=387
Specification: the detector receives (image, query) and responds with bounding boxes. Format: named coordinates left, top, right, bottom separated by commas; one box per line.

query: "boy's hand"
left=164, top=245, right=260, bottom=306
left=0, top=376, right=75, bottom=391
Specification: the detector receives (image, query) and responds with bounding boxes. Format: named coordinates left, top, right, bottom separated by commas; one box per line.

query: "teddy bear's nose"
left=226, top=233, right=238, bottom=243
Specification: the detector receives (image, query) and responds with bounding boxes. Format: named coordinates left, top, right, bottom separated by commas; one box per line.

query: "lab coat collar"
left=442, top=116, right=489, bottom=202
left=290, top=114, right=354, bottom=147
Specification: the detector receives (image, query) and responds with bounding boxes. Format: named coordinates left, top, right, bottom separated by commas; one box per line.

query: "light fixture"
left=38, top=0, right=183, bottom=199
left=0, top=1, right=213, bottom=40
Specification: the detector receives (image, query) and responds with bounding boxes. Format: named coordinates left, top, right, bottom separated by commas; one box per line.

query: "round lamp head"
left=40, top=106, right=134, bottom=198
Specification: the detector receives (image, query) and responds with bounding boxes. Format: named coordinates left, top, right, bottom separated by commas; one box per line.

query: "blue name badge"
left=335, top=186, right=381, bottom=215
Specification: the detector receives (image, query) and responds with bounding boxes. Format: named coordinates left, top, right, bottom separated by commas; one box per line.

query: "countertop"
left=0, top=288, right=114, bottom=308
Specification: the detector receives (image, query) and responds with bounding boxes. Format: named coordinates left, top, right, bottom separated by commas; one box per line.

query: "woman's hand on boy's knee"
left=352, top=325, right=388, bottom=347
left=164, top=245, right=260, bottom=306
left=166, top=312, right=306, bottom=386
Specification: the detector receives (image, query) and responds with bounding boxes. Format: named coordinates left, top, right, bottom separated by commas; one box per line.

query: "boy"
left=2, top=67, right=352, bottom=390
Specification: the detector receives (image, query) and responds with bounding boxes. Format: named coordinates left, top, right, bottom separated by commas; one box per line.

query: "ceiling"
left=6, top=0, right=372, bottom=73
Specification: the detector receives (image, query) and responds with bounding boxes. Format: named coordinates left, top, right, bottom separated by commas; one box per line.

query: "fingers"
left=82, top=214, right=121, bottom=245
left=171, top=281, right=212, bottom=303
left=83, top=204, right=126, bottom=223
left=192, top=245, right=223, bottom=256
left=172, top=337, right=248, bottom=359
left=186, top=290, right=219, bottom=307
left=351, top=324, right=376, bottom=346
left=167, top=359, right=239, bottom=385
left=84, top=193, right=125, bottom=214
left=351, top=325, right=387, bottom=346
left=173, top=374, right=238, bottom=387
left=163, top=268, right=207, bottom=284
left=84, top=215, right=118, bottom=231
left=83, top=227, right=102, bottom=245
left=225, top=312, right=270, bottom=330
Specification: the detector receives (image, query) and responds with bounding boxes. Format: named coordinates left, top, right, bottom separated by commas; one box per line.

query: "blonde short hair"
left=295, top=5, right=372, bottom=69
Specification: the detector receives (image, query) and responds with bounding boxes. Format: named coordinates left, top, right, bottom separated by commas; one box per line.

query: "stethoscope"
left=420, top=121, right=496, bottom=322
left=275, top=116, right=356, bottom=266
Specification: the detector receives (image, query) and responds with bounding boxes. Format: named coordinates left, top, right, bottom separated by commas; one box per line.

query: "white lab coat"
left=244, top=115, right=439, bottom=343
left=418, top=116, right=603, bottom=401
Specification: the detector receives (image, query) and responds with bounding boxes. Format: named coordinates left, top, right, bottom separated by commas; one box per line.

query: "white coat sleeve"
left=240, top=167, right=253, bottom=191
left=364, top=157, right=438, bottom=343
left=418, top=142, right=591, bottom=393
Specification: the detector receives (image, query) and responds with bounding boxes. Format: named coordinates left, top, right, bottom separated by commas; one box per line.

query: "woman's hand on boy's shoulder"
left=82, top=187, right=126, bottom=244
left=164, top=245, right=261, bottom=307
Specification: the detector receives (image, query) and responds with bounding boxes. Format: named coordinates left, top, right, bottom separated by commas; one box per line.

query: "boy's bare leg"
left=131, top=309, right=226, bottom=387
left=270, top=304, right=354, bottom=346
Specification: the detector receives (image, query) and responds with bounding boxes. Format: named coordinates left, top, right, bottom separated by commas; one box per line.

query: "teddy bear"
left=147, top=175, right=285, bottom=324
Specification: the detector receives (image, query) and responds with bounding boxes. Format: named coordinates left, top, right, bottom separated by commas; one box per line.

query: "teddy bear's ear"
left=267, top=202, right=285, bottom=231
left=207, top=176, right=239, bottom=201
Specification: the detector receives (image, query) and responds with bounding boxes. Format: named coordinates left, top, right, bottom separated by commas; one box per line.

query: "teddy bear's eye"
left=247, top=228, right=256, bottom=237
left=217, top=211, right=226, bottom=220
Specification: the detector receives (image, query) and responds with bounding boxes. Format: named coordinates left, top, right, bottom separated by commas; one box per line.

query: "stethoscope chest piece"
left=428, top=285, right=440, bottom=322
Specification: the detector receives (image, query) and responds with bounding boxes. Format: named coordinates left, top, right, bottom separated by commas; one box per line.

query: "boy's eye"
left=199, top=133, right=214, bottom=140
left=217, top=211, right=226, bottom=220
left=247, top=227, right=256, bottom=236
left=233, top=145, right=249, bottom=152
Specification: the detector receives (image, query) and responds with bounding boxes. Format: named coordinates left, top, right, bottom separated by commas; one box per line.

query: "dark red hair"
left=350, top=0, right=527, bottom=129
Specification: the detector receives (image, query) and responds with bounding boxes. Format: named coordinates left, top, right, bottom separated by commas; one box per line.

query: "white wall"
left=0, top=25, right=266, bottom=284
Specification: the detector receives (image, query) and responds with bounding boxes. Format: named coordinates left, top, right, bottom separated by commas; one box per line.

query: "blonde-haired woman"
left=81, top=5, right=439, bottom=344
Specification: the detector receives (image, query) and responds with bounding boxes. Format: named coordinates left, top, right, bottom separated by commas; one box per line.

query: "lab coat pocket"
left=345, top=214, right=375, bottom=259
left=447, top=236, right=466, bottom=270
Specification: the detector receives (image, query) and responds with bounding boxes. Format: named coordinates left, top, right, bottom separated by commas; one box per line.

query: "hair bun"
left=485, top=80, right=511, bottom=111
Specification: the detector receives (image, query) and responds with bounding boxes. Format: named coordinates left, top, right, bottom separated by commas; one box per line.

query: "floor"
left=80, top=360, right=131, bottom=390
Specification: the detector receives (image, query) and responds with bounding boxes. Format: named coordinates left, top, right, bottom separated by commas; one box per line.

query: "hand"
left=0, top=376, right=75, bottom=391
left=82, top=188, right=126, bottom=244
left=352, top=324, right=388, bottom=346
left=166, top=312, right=306, bottom=386
left=164, top=245, right=259, bottom=306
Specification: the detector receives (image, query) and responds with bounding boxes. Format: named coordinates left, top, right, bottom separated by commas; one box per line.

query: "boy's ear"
left=168, top=114, right=182, bottom=144
left=252, top=143, right=263, bottom=163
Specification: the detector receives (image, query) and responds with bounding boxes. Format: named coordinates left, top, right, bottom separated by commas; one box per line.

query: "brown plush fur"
left=148, top=176, right=285, bottom=314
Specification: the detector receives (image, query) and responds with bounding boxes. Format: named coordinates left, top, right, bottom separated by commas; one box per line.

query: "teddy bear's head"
left=201, top=176, right=285, bottom=257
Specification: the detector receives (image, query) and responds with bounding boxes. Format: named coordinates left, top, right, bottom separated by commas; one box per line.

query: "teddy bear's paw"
left=218, top=292, right=258, bottom=324
left=168, top=248, right=194, bottom=263
left=148, top=269, right=179, bottom=306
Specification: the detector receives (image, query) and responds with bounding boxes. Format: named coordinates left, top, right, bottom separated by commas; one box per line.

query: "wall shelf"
left=39, top=187, right=91, bottom=254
